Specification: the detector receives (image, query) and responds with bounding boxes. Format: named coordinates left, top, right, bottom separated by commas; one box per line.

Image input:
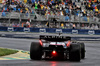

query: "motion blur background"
left=0, top=0, right=100, bottom=30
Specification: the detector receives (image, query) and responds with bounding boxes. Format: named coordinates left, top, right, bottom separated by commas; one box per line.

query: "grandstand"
left=0, top=0, right=100, bottom=29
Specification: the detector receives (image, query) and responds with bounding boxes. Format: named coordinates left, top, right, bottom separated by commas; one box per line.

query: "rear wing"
left=40, top=35, right=71, bottom=41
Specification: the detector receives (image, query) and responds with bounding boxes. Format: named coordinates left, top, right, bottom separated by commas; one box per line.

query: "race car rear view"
left=30, top=35, right=85, bottom=61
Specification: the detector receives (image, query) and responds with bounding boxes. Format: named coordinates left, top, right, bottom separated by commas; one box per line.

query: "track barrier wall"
left=0, top=26, right=100, bottom=35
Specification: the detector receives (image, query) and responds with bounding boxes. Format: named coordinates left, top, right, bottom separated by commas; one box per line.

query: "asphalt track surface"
left=0, top=37, right=100, bottom=66
left=1, top=32, right=100, bottom=41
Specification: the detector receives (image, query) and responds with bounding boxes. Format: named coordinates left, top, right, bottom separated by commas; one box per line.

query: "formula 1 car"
left=30, top=35, right=85, bottom=61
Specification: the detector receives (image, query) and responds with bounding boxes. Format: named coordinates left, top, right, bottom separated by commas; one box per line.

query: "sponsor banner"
left=14, top=27, right=23, bottom=32
left=0, top=26, right=7, bottom=31
left=23, top=28, right=30, bottom=32
left=88, top=30, right=95, bottom=35
left=30, top=28, right=39, bottom=32
left=1, top=27, right=100, bottom=35
left=8, top=27, right=14, bottom=32
left=78, top=29, right=88, bottom=34
left=95, top=30, right=100, bottom=35
left=62, top=29, right=72, bottom=34
left=72, top=30, right=78, bottom=34
left=46, top=28, right=55, bottom=33
left=56, top=29, right=62, bottom=33
left=39, top=28, right=46, bottom=33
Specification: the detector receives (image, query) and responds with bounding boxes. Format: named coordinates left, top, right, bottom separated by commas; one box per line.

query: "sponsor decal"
left=56, top=29, right=62, bottom=33
left=39, top=29, right=46, bottom=33
left=8, top=27, right=14, bottom=32
left=88, top=30, right=95, bottom=35
left=72, top=30, right=78, bottom=34
left=40, top=35, right=70, bottom=39
left=24, top=28, right=30, bottom=32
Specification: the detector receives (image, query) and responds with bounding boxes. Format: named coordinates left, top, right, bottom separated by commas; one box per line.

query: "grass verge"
left=0, top=48, right=18, bottom=56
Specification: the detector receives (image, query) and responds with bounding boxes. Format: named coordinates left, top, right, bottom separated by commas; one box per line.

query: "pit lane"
left=0, top=37, right=100, bottom=66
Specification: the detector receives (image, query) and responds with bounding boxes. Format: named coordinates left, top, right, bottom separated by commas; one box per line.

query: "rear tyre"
left=30, top=42, right=42, bottom=60
left=80, top=43, right=85, bottom=59
left=69, top=43, right=81, bottom=61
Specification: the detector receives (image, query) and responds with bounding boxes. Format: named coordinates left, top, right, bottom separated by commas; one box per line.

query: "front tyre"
left=30, top=42, right=42, bottom=60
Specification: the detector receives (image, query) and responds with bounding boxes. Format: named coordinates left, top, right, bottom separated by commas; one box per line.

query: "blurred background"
left=0, top=0, right=100, bottom=30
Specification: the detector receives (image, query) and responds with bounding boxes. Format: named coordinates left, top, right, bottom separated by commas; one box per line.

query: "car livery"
left=30, top=35, right=85, bottom=61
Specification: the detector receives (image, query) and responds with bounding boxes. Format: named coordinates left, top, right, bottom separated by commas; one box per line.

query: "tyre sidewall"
left=30, top=42, right=42, bottom=60
left=69, top=43, right=81, bottom=61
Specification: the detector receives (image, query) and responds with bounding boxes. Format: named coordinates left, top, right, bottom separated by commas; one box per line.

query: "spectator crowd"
left=0, top=0, right=100, bottom=21
left=0, top=0, right=100, bottom=30
left=84, top=0, right=100, bottom=18
left=1, top=0, right=35, bottom=17
left=24, top=0, right=100, bottom=22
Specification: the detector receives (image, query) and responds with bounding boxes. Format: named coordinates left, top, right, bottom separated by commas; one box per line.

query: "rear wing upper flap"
left=40, top=35, right=71, bottom=41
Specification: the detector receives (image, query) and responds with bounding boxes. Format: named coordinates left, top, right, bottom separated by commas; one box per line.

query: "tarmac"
left=0, top=31, right=100, bottom=60
left=0, top=31, right=100, bottom=41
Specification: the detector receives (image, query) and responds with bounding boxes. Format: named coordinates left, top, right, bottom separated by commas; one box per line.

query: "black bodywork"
left=30, top=35, right=85, bottom=61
